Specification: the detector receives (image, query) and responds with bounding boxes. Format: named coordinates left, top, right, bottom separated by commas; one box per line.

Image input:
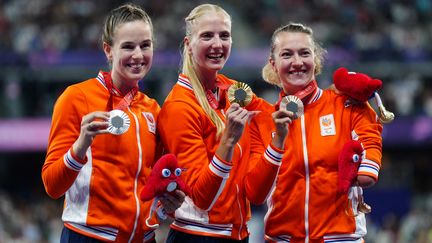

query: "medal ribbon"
left=102, top=71, right=138, bottom=110
left=205, top=77, right=231, bottom=109
left=276, top=80, right=318, bottom=108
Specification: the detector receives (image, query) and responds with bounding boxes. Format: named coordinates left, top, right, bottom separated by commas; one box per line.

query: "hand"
left=356, top=175, right=376, bottom=188
left=72, top=111, right=110, bottom=159
left=271, top=109, right=295, bottom=149
left=160, top=190, right=186, bottom=214
left=221, top=103, right=252, bottom=146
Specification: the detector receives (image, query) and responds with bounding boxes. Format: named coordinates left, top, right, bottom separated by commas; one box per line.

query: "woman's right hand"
left=221, top=103, right=252, bottom=146
left=271, top=109, right=295, bottom=149
left=72, top=111, right=110, bottom=160
left=216, top=103, right=254, bottom=161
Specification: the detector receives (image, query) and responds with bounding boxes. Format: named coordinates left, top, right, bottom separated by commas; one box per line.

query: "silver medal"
left=107, top=110, right=130, bottom=135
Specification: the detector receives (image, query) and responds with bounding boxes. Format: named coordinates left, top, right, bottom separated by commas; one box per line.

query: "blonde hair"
left=182, top=4, right=231, bottom=138
left=102, top=3, right=153, bottom=53
left=262, top=22, right=326, bottom=87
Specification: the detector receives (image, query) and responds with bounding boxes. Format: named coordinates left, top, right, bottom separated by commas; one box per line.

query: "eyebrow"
left=120, top=39, right=152, bottom=45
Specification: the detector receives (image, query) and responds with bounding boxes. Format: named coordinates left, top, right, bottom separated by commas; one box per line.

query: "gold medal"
left=279, top=95, right=304, bottom=118
left=227, top=82, right=253, bottom=107
left=107, top=110, right=130, bottom=135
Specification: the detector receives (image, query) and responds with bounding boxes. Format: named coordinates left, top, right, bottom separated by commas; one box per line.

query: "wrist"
left=72, top=139, right=88, bottom=160
left=220, top=135, right=237, bottom=148
left=271, top=133, right=286, bottom=150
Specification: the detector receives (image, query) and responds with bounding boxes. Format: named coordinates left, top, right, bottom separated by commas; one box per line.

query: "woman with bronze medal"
left=250, top=22, right=384, bottom=243
left=42, top=4, right=184, bottom=243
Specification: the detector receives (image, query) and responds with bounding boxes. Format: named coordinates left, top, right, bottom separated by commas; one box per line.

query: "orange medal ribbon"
left=101, top=71, right=138, bottom=110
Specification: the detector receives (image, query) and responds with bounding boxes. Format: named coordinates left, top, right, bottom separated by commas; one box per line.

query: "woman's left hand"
left=356, top=175, right=375, bottom=188
left=159, top=190, right=186, bottom=214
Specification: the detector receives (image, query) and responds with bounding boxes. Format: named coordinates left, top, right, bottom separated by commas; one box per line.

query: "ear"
left=103, top=42, right=112, bottom=63
left=269, top=57, right=277, bottom=73
left=184, top=37, right=192, bottom=55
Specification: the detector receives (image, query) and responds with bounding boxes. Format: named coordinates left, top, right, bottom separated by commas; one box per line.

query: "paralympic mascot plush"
left=333, top=67, right=394, bottom=214
left=333, top=67, right=394, bottom=123
left=140, top=153, right=191, bottom=228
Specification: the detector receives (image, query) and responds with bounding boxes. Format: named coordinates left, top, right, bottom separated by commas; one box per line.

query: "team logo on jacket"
left=319, top=114, right=336, bottom=136
left=142, top=112, right=156, bottom=134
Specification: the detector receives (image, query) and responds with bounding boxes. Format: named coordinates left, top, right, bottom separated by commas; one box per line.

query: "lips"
left=127, top=63, right=146, bottom=73
left=127, top=63, right=144, bottom=68
left=207, top=53, right=224, bottom=60
left=289, top=70, right=307, bottom=75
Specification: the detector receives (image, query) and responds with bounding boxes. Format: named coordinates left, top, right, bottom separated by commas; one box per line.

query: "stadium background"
left=0, top=0, right=431, bottom=242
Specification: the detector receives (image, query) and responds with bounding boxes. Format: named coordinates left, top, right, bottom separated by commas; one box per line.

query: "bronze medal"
left=279, top=95, right=304, bottom=118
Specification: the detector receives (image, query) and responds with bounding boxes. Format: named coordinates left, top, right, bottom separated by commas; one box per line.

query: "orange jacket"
left=42, top=71, right=161, bottom=242
left=157, top=74, right=282, bottom=240
left=250, top=89, right=383, bottom=243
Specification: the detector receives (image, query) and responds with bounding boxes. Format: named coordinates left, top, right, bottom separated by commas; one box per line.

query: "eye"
left=140, top=41, right=152, bottom=49
left=161, top=169, right=171, bottom=177
left=300, top=49, right=312, bottom=57
left=174, top=168, right=182, bottom=177
left=201, top=32, right=213, bottom=40
left=220, top=32, right=231, bottom=40
left=281, top=51, right=292, bottom=58
left=352, top=154, right=360, bottom=163
left=121, top=44, right=135, bottom=50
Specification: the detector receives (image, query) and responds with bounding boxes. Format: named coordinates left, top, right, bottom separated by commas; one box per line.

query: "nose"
left=292, top=54, right=303, bottom=66
left=212, top=36, right=223, bottom=48
left=132, top=46, right=142, bottom=58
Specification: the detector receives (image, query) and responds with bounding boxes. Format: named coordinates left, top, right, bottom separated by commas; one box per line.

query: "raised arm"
left=41, top=87, right=109, bottom=199
left=158, top=101, right=250, bottom=210
left=244, top=107, right=294, bottom=205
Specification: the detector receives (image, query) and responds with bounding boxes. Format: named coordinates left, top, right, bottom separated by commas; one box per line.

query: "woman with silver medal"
left=42, top=4, right=184, bottom=243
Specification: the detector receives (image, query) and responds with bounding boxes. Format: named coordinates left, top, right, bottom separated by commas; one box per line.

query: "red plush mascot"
left=141, top=153, right=190, bottom=201
left=141, top=154, right=191, bottom=228
left=337, top=140, right=364, bottom=195
left=337, top=140, right=372, bottom=214
left=333, top=67, right=394, bottom=123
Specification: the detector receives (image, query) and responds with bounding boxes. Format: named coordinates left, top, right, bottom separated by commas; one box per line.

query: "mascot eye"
left=162, top=169, right=171, bottom=177
left=174, top=168, right=182, bottom=176
left=352, top=154, right=360, bottom=163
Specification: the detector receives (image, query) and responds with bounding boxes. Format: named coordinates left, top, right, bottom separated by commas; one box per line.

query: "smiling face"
left=103, top=20, right=153, bottom=93
left=185, top=11, right=232, bottom=81
left=270, top=31, right=316, bottom=95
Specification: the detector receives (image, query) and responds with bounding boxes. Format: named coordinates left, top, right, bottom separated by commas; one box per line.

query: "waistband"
left=171, top=218, right=248, bottom=240
left=65, top=222, right=155, bottom=242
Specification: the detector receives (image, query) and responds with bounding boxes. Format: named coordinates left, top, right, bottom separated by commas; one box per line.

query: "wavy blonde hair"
left=262, top=22, right=326, bottom=87
left=182, top=4, right=231, bottom=138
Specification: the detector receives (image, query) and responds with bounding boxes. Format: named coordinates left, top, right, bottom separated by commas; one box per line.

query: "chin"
left=210, top=65, right=225, bottom=72
left=134, top=69, right=150, bottom=78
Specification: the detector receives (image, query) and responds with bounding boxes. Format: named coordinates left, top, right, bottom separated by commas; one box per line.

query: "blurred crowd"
left=0, top=0, right=431, bottom=59
left=0, top=190, right=62, bottom=243
left=0, top=0, right=432, bottom=242
left=0, top=0, right=432, bottom=118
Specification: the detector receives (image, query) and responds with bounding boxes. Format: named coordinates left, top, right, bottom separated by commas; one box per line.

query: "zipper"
left=236, top=184, right=243, bottom=240
left=301, top=115, right=310, bottom=243
left=127, top=108, right=143, bottom=243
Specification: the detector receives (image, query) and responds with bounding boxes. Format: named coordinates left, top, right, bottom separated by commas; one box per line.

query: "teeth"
left=290, top=71, right=305, bottom=75
left=208, top=54, right=223, bottom=58
left=129, top=64, right=143, bottom=68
